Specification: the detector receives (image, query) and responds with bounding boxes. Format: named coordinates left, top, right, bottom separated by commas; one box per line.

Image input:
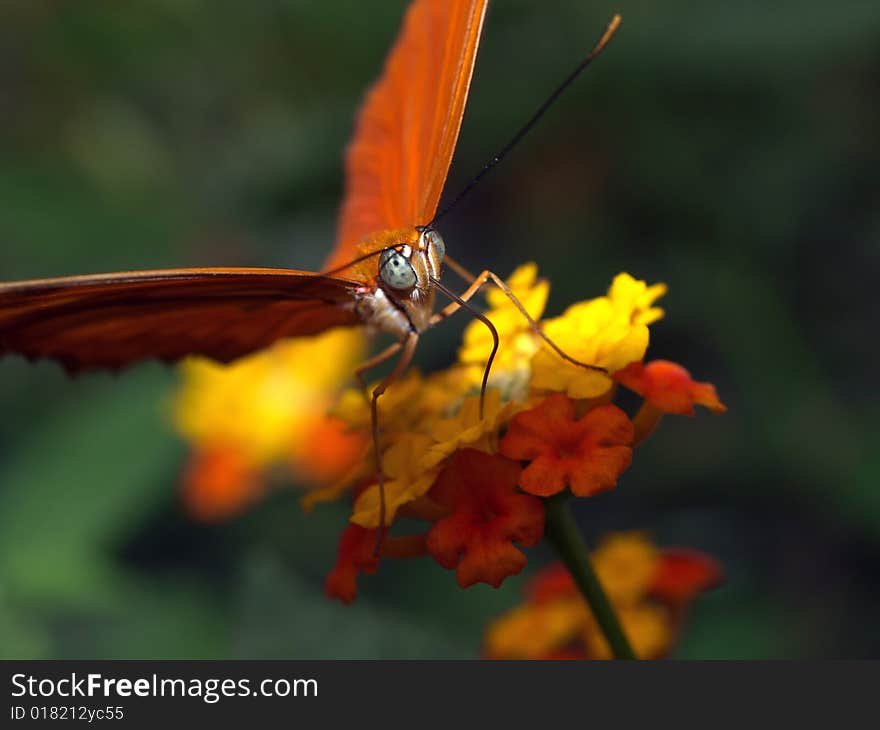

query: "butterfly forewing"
left=0, top=269, right=360, bottom=372
left=329, top=0, right=489, bottom=269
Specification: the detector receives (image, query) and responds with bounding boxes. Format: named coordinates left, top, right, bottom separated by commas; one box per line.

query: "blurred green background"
left=1, top=0, right=878, bottom=659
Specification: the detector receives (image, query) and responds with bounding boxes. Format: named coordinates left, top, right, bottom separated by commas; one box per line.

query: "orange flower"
left=426, top=449, right=545, bottom=588
left=614, top=360, right=726, bottom=416
left=181, top=444, right=264, bottom=522
left=298, top=417, right=368, bottom=486
left=499, top=394, right=634, bottom=498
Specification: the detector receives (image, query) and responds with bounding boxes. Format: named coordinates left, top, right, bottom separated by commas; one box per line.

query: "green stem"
left=543, top=494, right=637, bottom=660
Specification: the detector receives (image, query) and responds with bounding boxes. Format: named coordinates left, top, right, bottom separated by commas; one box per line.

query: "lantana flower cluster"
left=484, top=532, right=723, bottom=659
left=171, top=265, right=725, bottom=611
left=311, top=266, right=726, bottom=602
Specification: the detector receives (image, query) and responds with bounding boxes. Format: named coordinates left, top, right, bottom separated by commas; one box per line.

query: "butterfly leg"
left=353, top=341, right=404, bottom=401
left=441, top=254, right=477, bottom=284
left=370, top=331, right=419, bottom=556
left=431, top=269, right=607, bottom=375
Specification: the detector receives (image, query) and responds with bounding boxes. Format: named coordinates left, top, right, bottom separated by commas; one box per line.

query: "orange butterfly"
left=0, top=1, right=620, bottom=526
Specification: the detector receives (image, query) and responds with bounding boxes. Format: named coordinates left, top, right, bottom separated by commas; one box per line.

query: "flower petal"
left=459, top=263, right=549, bottom=377
left=615, top=360, right=726, bottom=416
left=584, top=604, right=672, bottom=660
left=527, top=563, right=577, bottom=603
left=181, top=444, right=264, bottom=522
left=607, top=272, right=667, bottom=326
left=426, top=449, right=545, bottom=588
left=528, top=273, right=665, bottom=399
left=422, top=390, right=514, bottom=469
left=298, top=417, right=368, bottom=485
left=500, top=395, right=634, bottom=498
left=325, top=524, right=380, bottom=605
left=484, top=598, right=586, bottom=659
left=651, top=548, right=724, bottom=603
left=593, top=532, right=660, bottom=606
left=175, top=329, right=364, bottom=466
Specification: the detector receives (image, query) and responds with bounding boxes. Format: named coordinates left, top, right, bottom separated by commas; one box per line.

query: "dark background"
left=0, top=0, right=877, bottom=658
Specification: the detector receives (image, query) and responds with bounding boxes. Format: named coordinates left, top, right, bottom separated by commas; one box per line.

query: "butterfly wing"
left=327, top=0, right=489, bottom=269
left=0, top=269, right=361, bottom=372
left=0, top=1, right=490, bottom=372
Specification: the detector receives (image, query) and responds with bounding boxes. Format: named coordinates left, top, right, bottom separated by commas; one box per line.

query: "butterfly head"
left=377, top=227, right=445, bottom=294
left=349, top=227, right=446, bottom=336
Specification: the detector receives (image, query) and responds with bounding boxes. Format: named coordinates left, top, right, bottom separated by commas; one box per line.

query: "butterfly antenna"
left=430, top=14, right=622, bottom=227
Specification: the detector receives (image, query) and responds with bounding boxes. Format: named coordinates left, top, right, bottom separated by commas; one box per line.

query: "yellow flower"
left=351, top=433, right=439, bottom=527
left=334, top=366, right=474, bottom=445
left=423, top=389, right=515, bottom=469
left=336, top=366, right=514, bottom=528
left=415, top=366, right=482, bottom=425
left=334, top=370, right=427, bottom=436
left=174, top=328, right=364, bottom=469
left=529, top=274, right=665, bottom=398
left=608, top=272, right=667, bottom=326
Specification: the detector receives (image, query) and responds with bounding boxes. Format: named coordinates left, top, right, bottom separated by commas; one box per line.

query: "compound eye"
left=379, top=248, right=417, bottom=290
left=423, top=229, right=445, bottom=261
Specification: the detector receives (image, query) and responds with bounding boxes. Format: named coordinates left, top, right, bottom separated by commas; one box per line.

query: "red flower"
left=614, top=360, right=726, bottom=416
left=650, top=549, right=724, bottom=603
left=499, top=394, right=634, bottom=498
left=426, top=449, right=545, bottom=589
left=181, top=445, right=264, bottom=522
left=325, top=524, right=380, bottom=605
